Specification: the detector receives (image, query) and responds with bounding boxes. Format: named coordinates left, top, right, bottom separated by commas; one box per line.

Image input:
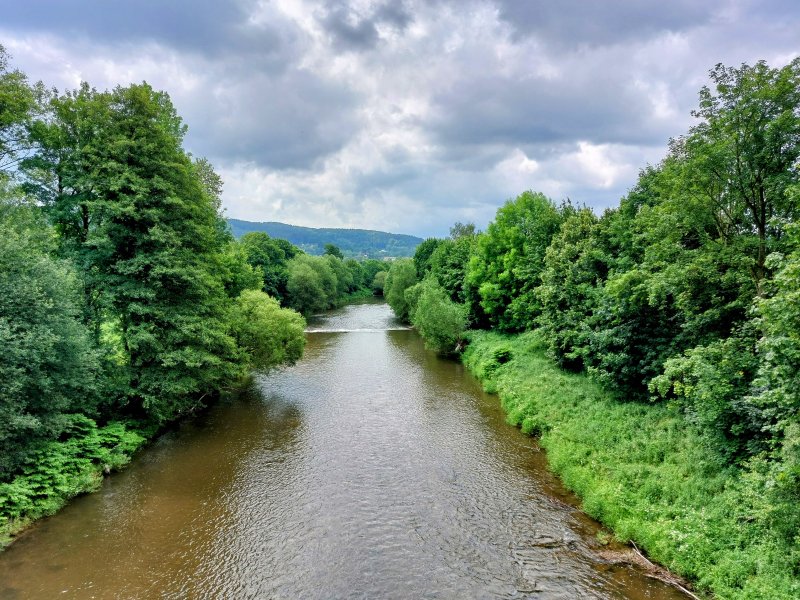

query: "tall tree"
left=0, top=195, right=100, bottom=478
left=0, top=45, right=37, bottom=175
left=676, top=59, right=800, bottom=294
left=466, top=191, right=561, bottom=331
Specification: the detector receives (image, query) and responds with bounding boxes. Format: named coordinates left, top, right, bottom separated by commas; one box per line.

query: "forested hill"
left=227, top=219, right=423, bottom=258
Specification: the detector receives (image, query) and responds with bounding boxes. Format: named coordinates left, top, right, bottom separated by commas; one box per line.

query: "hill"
left=227, top=219, right=423, bottom=258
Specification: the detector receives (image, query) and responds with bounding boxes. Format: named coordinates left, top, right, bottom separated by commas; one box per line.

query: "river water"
left=0, top=300, right=687, bottom=599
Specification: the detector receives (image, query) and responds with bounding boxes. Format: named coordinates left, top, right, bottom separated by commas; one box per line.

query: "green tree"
left=229, top=290, right=306, bottom=372
left=537, top=208, right=608, bottom=370
left=406, top=278, right=467, bottom=356
left=0, top=45, right=37, bottom=174
left=676, top=59, right=800, bottom=294
left=413, top=237, right=441, bottom=278
left=372, top=270, right=387, bottom=294
left=286, top=254, right=338, bottom=315
left=67, top=83, right=241, bottom=423
left=429, top=229, right=477, bottom=305
left=323, top=243, right=344, bottom=259
left=466, top=191, right=562, bottom=331
left=0, top=196, right=100, bottom=477
left=325, top=254, right=354, bottom=298
left=239, top=231, right=298, bottom=302
left=749, top=215, right=800, bottom=447
left=384, top=259, right=417, bottom=321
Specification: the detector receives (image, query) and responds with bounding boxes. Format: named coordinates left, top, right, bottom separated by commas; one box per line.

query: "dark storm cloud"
left=494, top=0, right=715, bottom=47
left=317, top=0, right=413, bottom=51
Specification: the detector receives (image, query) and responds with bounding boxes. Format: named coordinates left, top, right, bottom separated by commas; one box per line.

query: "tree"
left=323, top=243, right=344, bottom=259
left=60, top=83, right=242, bottom=423
left=406, top=278, right=467, bottom=356
left=429, top=230, right=477, bottom=304
left=537, top=208, right=607, bottom=370
left=676, top=59, right=800, bottom=295
left=384, top=259, right=417, bottom=321
left=229, top=290, right=306, bottom=372
left=0, top=196, right=100, bottom=477
left=0, top=45, right=37, bottom=175
left=749, top=215, right=800, bottom=447
left=413, top=237, right=441, bottom=278
left=449, top=221, right=477, bottom=239
left=239, top=231, right=298, bottom=302
left=466, top=191, right=562, bottom=331
left=286, top=254, right=338, bottom=315
left=372, top=270, right=387, bottom=294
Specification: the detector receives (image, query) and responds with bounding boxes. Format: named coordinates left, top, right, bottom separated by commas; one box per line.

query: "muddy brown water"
left=0, top=300, right=689, bottom=599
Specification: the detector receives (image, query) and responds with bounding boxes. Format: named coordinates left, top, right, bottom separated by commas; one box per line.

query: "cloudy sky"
left=2, top=1, right=799, bottom=237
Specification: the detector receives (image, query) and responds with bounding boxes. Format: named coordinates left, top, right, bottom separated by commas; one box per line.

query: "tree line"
left=0, top=47, right=384, bottom=491
left=385, top=59, right=800, bottom=513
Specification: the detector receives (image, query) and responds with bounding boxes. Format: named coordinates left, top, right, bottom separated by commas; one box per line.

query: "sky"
left=2, top=1, right=799, bottom=237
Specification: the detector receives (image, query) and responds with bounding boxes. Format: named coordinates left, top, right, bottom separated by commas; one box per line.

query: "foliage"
left=466, top=191, right=562, bottom=331
left=748, top=217, right=800, bottom=456
left=406, top=278, right=467, bottom=356
left=464, top=331, right=800, bottom=599
left=0, top=416, right=147, bottom=547
left=383, top=259, right=418, bottom=322
left=0, top=53, right=315, bottom=541
left=229, top=290, right=306, bottom=372
left=412, top=237, right=441, bottom=278
left=0, top=45, right=37, bottom=174
left=372, top=270, right=387, bottom=294
left=650, top=329, right=761, bottom=460
left=675, top=59, right=800, bottom=293
left=217, top=239, right=263, bottom=299
left=537, top=208, right=606, bottom=370
left=239, top=231, right=298, bottom=302
left=324, top=243, right=344, bottom=259
left=286, top=254, right=338, bottom=315
left=325, top=253, right=355, bottom=297
left=0, top=198, right=101, bottom=478
left=429, top=230, right=478, bottom=306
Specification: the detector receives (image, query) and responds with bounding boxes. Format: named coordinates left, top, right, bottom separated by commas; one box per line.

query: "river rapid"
left=0, top=300, right=687, bottom=599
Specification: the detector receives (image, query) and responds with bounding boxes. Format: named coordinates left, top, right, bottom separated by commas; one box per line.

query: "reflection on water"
left=0, top=301, right=687, bottom=599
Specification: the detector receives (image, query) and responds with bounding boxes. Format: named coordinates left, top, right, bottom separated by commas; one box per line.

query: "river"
left=0, top=300, right=687, bottom=599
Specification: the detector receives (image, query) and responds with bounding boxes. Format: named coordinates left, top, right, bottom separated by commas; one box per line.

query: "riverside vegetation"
left=385, top=59, right=800, bottom=599
left=0, top=47, right=387, bottom=545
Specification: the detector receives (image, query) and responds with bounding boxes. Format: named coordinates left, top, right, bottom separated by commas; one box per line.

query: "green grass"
left=0, top=415, right=149, bottom=548
left=463, top=330, right=800, bottom=599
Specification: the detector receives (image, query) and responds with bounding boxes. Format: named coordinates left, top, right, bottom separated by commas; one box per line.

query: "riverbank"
left=462, top=330, right=799, bottom=600
left=0, top=416, right=150, bottom=548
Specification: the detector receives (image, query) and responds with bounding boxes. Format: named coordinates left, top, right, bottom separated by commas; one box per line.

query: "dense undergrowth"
left=463, top=331, right=800, bottom=600
left=0, top=416, right=150, bottom=548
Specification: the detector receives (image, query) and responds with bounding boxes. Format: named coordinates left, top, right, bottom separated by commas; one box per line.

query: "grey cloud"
left=317, top=1, right=412, bottom=51
left=4, top=0, right=800, bottom=237
left=0, top=0, right=291, bottom=62
left=494, top=0, right=716, bottom=47
left=184, top=69, right=360, bottom=169
left=428, top=71, right=670, bottom=163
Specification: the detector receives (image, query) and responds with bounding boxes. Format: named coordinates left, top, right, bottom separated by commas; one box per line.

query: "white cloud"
left=2, top=0, right=799, bottom=236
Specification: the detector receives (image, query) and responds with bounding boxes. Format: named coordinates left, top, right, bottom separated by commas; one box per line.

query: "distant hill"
left=227, top=219, right=424, bottom=258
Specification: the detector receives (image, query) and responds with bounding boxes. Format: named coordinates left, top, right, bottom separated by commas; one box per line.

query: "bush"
left=407, top=279, right=467, bottom=356
left=384, top=259, right=417, bottom=322
left=229, top=290, right=306, bottom=372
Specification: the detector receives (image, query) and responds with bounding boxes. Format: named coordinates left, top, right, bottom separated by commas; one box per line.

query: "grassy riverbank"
left=0, top=417, right=149, bottom=548
left=463, top=330, right=799, bottom=600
